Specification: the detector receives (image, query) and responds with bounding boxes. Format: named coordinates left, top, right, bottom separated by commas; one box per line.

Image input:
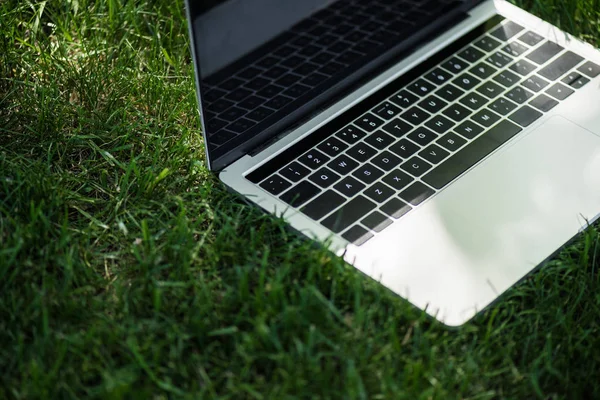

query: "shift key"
left=538, top=51, right=584, bottom=80
left=322, top=195, right=376, bottom=233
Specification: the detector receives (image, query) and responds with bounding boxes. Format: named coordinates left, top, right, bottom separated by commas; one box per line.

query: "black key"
left=389, top=90, right=419, bottom=108
left=336, top=125, right=367, bottom=144
left=529, top=94, right=559, bottom=112
left=273, top=45, right=296, bottom=58
left=257, top=85, right=284, bottom=98
left=545, top=82, right=574, bottom=100
left=407, top=79, right=437, bottom=97
left=208, top=129, right=235, bottom=145
left=508, top=105, right=542, bottom=127
left=298, top=149, right=330, bottom=169
left=437, top=132, right=467, bottom=152
left=301, top=190, right=346, bottom=220
left=280, top=162, right=310, bottom=182
left=281, top=56, right=304, bottom=68
left=505, top=86, right=533, bottom=104
left=364, top=182, right=395, bottom=203
left=476, top=81, right=504, bottom=98
left=489, top=97, right=518, bottom=115
left=372, top=102, right=402, bottom=120
left=382, top=169, right=414, bottom=191
left=245, top=77, right=271, bottom=91
left=318, top=137, right=348, bottom=157
left=260, top=174, right=292, bottom=195
left=301, top=72, right=328, bottom=87
left=526, top=41, right=564, bottom=65
left=226, top=88, right=253, bottom=101
left=502, top=41, right=529, bottom=57
left=382, top=119, right=413, bottom=138
left=239, top=66, right=262, bottom=80
left=521, top=75, right=549, bottom=92
left=486, top=51, right=513, bottom=68
left=508, top=60, right=536, bottom=77
left=365, top=130, right=394, bottom=150
left=361, top=211, right=392, bottom=232
left=220, top=78, right=244, bottom=91
left=442, top=104, right=472, bottom=122
left=399, top=182, right=435, bottom=206
left=473, top=35, right=502, bottom=52
left=418, top=96, right=448, bottom=113
left=283, top=83, right=311, bottom=98
left=459, top=92, right=488, bottom=110
left=442, top=57, right=469, bottom=74
left=246, top=107, right=274, bottom=122
left=308, top=167, right=340, bottom=188
left=299, top=45, right=322, bottom=57
left=264, top=94, right=293, bottom=110
left=320, top=61, right=345, bottom=76
left=425, top=115, right=455, bottom=134
left=328, top=154, right=359, bottom=176
left=490, top=21, right=524, bottom=41
left=342, top=225, right=374, bottom=246
left=408, top=127, right=438, bottom=145
left=321, top=195, right=377, bottom=233
left=336, top=50, right=363, bottom=65
left=239, top=95, right=267, bottom=110
left=312, top=51, right=335, bottom=65
left=380, top=198, right=412, bottom=219
left=470, top=62, right=498, bottom=79
left=352, top=163, right=384, bottom=184
left=221, top=106, right=247, bottom=121
left=347, top=142, right=377, bottom=163
left=400, top=156, right=432, bottom=177
left=208, top=98, right=235, bottom=113
left=389, top=139, right=419, bottom=159
left=452, top=73, right=481, bottom=91
left=257, top=56, right=280, bottom=69
left=400, top=107, right=430, bottom=125
left=518, top=31, right=544, bottom=46
left=561, top=72, right=589, bottom=89
left=419, top=144, right=450, bottom=164
left=206, top=118, right=228, bottom=132
left=493, top=70, right=520, bottom=88
left=458, top=46, right=485, bottom=62
left=226, top=117, right=255, bottom=133
left=435, top=84, right=465, bottom=102
left=538, top=51, right=584, bottom=80
left=425, top=68, right=453, bottom=85
left=472, top=108, right=501, bottom=127
left=577, top=61, right=600, bottom=78
left=371, top=151, right=402, bottom=171
left=355, top=113, right=385, bottom=132
left=334, top=176, right=365, bottom=197
left=280, top=181, right=321, bottom=207
left=454, top=120, right=484, bottom=139
left=422, top=120, right=522, bottom=189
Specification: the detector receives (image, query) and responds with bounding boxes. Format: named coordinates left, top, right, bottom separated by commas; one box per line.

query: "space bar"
left=422, top=120, right=522, bottom=189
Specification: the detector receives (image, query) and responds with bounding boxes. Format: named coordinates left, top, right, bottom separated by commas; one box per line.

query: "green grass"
left=1, top=0, right=600, bottom=398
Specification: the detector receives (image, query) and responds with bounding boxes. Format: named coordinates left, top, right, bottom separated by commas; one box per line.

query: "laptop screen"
left=187, top=0, right=468, bottom=170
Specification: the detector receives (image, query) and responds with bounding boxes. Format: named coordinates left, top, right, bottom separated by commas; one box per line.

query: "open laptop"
left=185, top=0, right=600, bottom=326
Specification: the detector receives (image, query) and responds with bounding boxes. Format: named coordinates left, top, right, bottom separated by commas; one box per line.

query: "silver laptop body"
left=186, top=0, right=600, bottom=326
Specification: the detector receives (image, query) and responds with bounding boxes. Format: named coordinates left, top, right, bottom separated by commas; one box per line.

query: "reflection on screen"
left=190, top=0, right=460, bottom=167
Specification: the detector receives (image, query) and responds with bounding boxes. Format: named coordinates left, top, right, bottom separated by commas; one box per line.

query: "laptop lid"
left=186, top=0, right=478, bottom=170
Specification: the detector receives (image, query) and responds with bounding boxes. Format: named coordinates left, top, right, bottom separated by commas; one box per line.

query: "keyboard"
left=247, top=18, right=600, bottom=246
left=202, top=0, right=459, bottom=149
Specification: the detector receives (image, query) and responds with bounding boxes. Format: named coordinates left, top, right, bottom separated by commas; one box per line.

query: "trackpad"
left=353, top=116, right=600, bottom=325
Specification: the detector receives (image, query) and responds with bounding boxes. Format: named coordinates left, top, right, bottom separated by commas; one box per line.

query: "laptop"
left=185, top=0, right=600, bottom=326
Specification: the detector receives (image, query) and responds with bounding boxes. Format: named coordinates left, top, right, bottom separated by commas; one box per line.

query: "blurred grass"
left=1, top=0, right=600, bottom=398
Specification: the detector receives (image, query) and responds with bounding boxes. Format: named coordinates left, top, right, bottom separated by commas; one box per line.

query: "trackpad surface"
left=353, top=116, right=600, bottom=325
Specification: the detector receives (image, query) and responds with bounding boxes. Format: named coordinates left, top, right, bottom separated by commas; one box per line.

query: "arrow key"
left=546, top=82, right=574, bottom=100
